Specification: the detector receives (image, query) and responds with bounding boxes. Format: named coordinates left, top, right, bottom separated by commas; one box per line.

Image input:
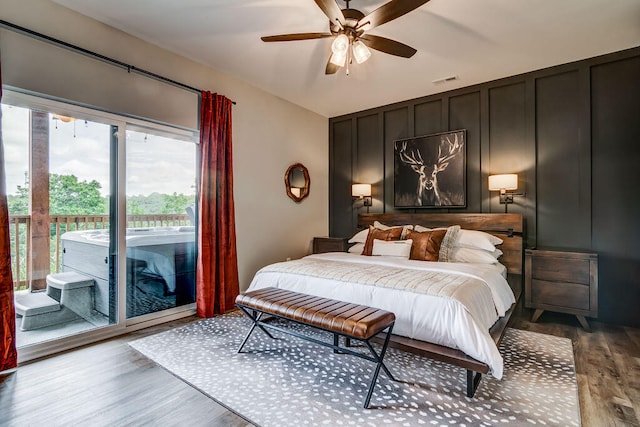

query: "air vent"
left=432, top=75, right=459, bottom=84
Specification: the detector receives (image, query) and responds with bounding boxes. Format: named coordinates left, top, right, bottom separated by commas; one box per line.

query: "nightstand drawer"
left=531, top=257, right=590, bottom=284
left=531, top=279, right=590, bottom=311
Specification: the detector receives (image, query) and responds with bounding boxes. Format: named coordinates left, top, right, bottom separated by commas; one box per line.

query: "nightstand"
left=525, top=248, right=598, bottom=331
left=312, top=237, right=349, bottom=254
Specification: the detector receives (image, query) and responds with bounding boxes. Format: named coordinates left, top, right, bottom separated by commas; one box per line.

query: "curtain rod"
left=0, top=19, right=236, bottom=105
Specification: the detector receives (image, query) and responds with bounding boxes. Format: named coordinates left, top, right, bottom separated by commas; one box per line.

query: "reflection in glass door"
left=125, top=129, right=196, bottom=319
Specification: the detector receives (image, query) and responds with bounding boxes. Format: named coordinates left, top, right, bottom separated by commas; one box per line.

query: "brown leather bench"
left=235, top=287, right=397, bottom=408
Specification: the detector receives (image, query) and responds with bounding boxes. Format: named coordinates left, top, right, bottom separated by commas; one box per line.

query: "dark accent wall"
left=329, top=46, right=640, bottom=328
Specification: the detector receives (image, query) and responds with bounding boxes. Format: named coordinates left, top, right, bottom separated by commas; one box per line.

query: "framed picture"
left=393, top=130, right=466, bottom=208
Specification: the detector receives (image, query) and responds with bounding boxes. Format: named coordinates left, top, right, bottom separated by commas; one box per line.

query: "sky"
left=1, top=104, right=196, bottom=197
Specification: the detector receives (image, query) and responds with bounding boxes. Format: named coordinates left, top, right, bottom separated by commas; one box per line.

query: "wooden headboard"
left=358, top=213, right=524, bottom=276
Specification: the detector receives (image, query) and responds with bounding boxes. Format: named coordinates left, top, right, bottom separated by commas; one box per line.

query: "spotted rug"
left=129, top=312, right=580, bottom=426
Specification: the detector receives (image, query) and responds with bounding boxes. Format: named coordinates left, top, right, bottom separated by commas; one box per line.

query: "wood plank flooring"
left=0, top=318, right=252, bottom=427
left=1, top=303, right=639, bottom=426
left=510, top=305, right=640, bottom=427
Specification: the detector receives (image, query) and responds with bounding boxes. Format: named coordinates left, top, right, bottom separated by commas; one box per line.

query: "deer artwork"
left=397, top=133, right=464, bottom=206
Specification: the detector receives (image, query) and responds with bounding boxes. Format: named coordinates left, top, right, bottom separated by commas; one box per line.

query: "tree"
left=7, top=183, right=29, bottom=215
left=163, top=192, right=193, bottom=214
left=7, top=173, right=193, bottom=216
left=49, top=174, right=107, bottom=215
left=7, top=173, right=107, bottom=215
left=126, top=192, right=194, bottom=215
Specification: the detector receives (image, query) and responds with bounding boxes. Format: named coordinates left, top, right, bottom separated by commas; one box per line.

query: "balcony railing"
left=9, top=213, right=191, bottom=291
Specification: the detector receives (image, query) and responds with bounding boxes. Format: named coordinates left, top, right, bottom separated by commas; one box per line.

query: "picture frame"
left=393, top=130, right=466, bottom=208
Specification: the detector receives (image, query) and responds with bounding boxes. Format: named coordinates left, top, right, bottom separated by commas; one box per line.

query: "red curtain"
left=196, top=91, right=239, bottom=317
left=0, top=62, right=18, bottom=372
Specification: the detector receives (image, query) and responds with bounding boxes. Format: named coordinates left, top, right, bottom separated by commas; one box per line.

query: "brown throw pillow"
left=362, top=226, right=403, bottom=256
left=406, top=228, right=447, bottom=261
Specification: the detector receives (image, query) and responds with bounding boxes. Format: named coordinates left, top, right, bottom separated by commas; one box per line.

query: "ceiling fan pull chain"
left=346, top=43, right=351, bottom=76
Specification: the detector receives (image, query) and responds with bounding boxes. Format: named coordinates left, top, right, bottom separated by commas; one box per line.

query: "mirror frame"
left=284, top=163, right=310, bottom=203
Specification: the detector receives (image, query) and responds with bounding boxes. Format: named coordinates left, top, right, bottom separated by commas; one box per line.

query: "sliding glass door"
left=3, top=102, right=117, bottom=347
left=125, top=129, right=197, bottom=319
left=2, top=90, right=198, bottom=358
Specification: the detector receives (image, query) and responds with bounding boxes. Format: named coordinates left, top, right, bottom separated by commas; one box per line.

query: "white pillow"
left=348, top=229, right=369, bottom=244
left=348, top=243, right=365, bottom=254
left=451, top=247, right=503, bottom=264
left=414, top=225, right=503, bottom=251
left=372, top=239, right=413, bottom=258
left=348, top=222, right=413, bottom=243
left=457, top=230, right=503, bottom=251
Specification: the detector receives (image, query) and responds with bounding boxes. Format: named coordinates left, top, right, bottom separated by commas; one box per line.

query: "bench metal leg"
left=236, top=303, right=397, bottom=409
left=237, top=308, right=275, bottom=353
left=364, top=340, right=395, bottom=382
left=240, top=307, right=276, bottom=339
left=363, top=324, right=395, bottom=409
left=466, top=369, right=482, bottom=397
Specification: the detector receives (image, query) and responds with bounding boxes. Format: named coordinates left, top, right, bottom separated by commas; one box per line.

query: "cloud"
left=2, top=106, right=196, bottom=197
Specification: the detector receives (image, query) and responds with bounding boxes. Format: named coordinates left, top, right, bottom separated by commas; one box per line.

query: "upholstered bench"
left=235, top=287, right=397, bottom=408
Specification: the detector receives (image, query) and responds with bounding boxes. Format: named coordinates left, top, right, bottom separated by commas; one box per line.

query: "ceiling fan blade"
left=325, top=57, right=339, bottom=74
left=360, top=34, right=417, bottom=58
left=357, top=0, right=430, bottom=31
left=314, top=0, right=345, bottom=26
left=261, top=33, right=333, bottom=42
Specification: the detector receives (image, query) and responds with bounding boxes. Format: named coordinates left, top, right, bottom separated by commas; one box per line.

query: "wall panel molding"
left=329, top=45, right=640, bottom=327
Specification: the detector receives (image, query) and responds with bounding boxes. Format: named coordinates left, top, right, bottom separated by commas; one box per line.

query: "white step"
left=14, top=291, right=60, bottom=317
left=46, top=272, right=94, bottom=290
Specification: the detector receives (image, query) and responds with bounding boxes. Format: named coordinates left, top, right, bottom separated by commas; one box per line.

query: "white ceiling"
left=53, top=0, right=640, bottom=117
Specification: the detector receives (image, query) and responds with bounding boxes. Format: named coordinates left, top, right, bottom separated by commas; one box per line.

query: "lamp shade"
left=331, top=34, right=349, bottom=54
left=352, top=183, right=372, bottom=197
left=352, top=40, right=371, bottom=64
left=488, top=174, right=518, bottom=191
left=329, top=50, right=347, bottom=67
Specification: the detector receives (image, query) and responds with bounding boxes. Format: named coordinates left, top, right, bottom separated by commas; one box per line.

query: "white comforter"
left=247, top=252, right=516, bottom=379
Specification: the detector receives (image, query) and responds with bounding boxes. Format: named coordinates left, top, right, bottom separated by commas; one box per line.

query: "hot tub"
left=61, top=226, right=196, bottom=317
left=65, top=226, right=196, bottom=246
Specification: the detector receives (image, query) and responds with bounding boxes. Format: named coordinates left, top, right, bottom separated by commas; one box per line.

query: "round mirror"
left=285, top=163, right=310, bottom=203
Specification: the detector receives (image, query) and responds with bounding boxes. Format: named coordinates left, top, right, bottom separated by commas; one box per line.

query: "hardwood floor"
left=2, top=304, right=639, bottom=426
left=510, top=304, right=640, bottom=427
left=0, top=318, right=252, bottom=427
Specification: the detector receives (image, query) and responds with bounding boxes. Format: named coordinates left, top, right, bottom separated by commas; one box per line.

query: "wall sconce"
left=488, top=174, right=524, bottom=213
left=352, top=184, right=372, bottom=212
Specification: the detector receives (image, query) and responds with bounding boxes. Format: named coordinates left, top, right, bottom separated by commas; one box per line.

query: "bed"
left=246, top=213, right=523, bottom=396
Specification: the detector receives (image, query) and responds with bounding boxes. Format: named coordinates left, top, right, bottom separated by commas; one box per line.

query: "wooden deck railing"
left=9, top=213, right=191, bottom=291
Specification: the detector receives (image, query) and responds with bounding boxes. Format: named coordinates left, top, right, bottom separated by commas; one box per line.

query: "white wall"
left=0, top=0, right=328, bottom=290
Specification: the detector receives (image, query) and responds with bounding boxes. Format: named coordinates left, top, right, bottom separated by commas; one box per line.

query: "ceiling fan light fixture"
left=352, top=40, right=371, bottom=64
left=331, top=34, right=349, bottom=54
left=261, top=0, right=428, bottom=75
left=329, top=50, right=347, bottom=67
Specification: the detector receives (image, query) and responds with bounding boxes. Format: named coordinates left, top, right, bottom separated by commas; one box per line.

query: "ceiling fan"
left=261, top=0, right=430, bottom=75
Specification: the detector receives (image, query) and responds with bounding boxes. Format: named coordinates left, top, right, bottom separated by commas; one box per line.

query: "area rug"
left=129, top=312, right=580, bottom=426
